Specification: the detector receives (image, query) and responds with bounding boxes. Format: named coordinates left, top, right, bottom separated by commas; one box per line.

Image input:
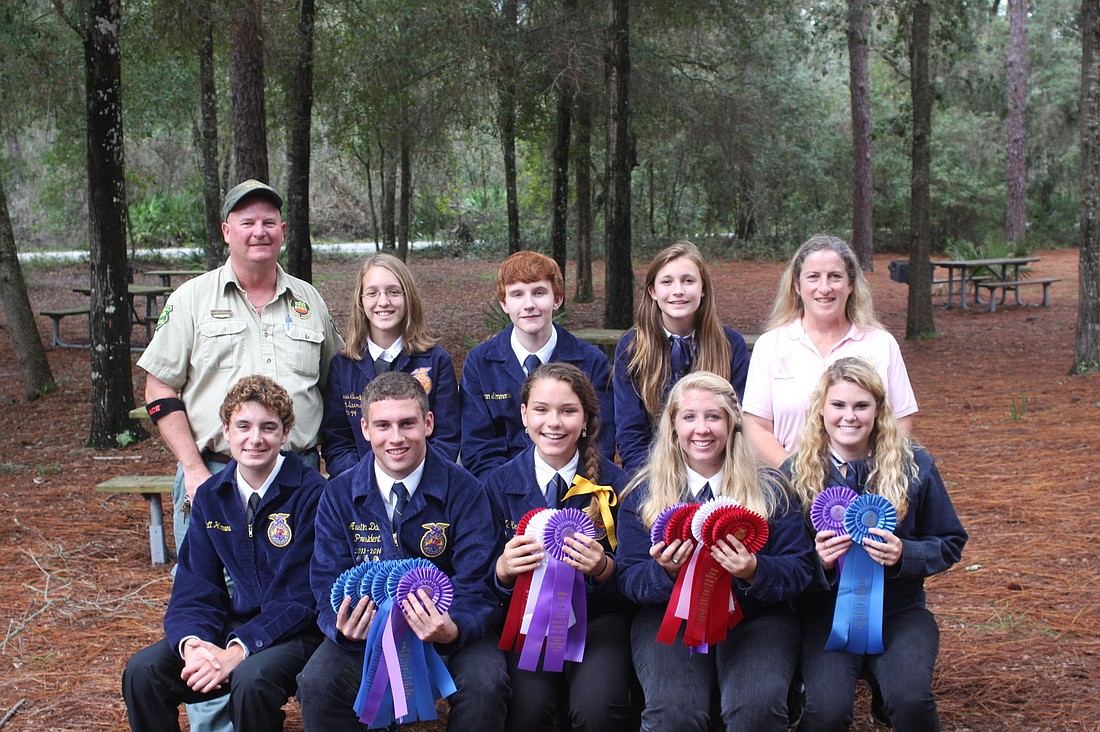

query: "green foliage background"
left=0, top=0, right=1084, bottom=258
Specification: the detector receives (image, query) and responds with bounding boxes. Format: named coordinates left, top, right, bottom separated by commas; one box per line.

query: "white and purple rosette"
left=811, top=486, right=858, bottom=534
left=542, top=507, right=597, bottom=561
left=651, top=502, right=691, bottom=545
left=518, top=507, right=595, bottom=673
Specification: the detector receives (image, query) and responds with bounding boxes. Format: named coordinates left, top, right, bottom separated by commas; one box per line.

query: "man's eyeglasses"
left=362, top=288, right=405, bottom=302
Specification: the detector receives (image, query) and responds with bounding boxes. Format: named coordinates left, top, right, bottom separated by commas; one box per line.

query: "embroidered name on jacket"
left=350, top=520, right=384, bottom=559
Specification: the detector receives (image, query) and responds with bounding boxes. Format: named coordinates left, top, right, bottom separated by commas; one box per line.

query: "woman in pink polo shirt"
left=742, top=234, right=917, bottom=468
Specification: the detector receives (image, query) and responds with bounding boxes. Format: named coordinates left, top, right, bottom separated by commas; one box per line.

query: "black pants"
left=505, top=611, right=634, bottom=732
left=122, top=628, right=322, bottom=732
left=297, top=633, right=510, bottom=732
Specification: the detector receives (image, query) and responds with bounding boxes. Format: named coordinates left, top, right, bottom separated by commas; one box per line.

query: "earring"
left=581, top=428, right=587, bottom=438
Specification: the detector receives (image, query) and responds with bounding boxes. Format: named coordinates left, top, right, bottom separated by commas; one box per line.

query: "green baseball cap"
left=221, top=179, right=283, bottom=221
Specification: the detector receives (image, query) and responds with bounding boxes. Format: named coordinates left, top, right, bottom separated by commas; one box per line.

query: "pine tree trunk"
left=603, top=0, right=634, bottom=329
left=1075, top=0, right=1100, bottom=372
left=1005, top=0, right=1028, bottom=243
left=0, top=168, right=54, bottom=401
left=82, top=0, right=146, bottom=448
left=574, top=90, right=594, bottom=303
left=906, top=0, right=936, bottom=340
left=397, top=123, right=412, bottom=263
left=230, top=0, right=269, bottom=183
left=382, top=143, right=396, bottom=250
left=849, top=0, right=874, bottom=271
left=551, top=82, right=574, bottom=303
left=500, top=0, right=521, bottom=254
left=197, top=0, right=223, bottom=271
left=286, top=0, right=316, bottom=282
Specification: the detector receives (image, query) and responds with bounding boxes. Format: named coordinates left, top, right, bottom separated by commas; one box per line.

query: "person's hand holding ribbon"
left=496, top=533, right=544, bottom=588
left=650, top=538, right=694, bottom=579
left=402, top=588, right=460, bottom=644
left=336, top=595, right=378, bottom=642
left=710, top=533, right=758, bottom=582
left=815, top=529, right=853, bottom=572
left=864, top=527, right=901, bottom=567
left=562, top=533, right=610, bottom=579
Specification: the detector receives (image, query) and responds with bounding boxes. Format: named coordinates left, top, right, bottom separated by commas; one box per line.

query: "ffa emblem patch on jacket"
left=267, top=514, right=293, bottom=547
left=411, top=367, right=433, bottom=395
left=420, top=522, right=450, bottom=557
left=592, top=514, right=608, bottom=542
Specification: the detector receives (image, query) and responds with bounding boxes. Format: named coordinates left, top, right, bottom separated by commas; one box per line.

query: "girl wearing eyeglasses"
left=321, top=253, right=459, bottom=477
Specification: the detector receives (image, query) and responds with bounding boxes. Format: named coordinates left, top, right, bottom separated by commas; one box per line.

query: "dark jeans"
left=122, top=628, right=322, bottom=732
left=297, top=633, right=510, bottom=732
left=797, top=603, right=941, bottom=732
left=505, top=611, right=634, bottom=732
left=631, top=604, right=800, bottom=732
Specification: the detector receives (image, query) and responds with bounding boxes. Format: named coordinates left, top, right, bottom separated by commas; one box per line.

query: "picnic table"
left=73, top=284, right=172, bottom=340
left=143, top=268, right=204, bottom=287
left=933, top=257, right=1040, bottom=310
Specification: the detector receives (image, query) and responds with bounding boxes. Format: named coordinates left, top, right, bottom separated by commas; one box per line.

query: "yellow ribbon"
left=562, top=475, right=619, bottom=550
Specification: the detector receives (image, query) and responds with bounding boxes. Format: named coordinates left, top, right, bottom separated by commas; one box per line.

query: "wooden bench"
left=40, top=306, right=91, bottom=348
left=97, top=475, right=174, bottom=565
left=571, top=327, right=758, bottom=355
left=973, top=277, right=1061, bottom=312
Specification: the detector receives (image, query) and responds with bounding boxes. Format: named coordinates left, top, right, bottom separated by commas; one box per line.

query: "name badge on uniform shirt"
left=209, top=309, right=232, bottom=319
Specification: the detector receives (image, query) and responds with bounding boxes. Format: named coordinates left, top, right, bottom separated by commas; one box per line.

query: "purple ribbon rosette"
left=352, top=560, right=458, bottom=729
left=518, top=507, right=596, bottom=672
left=651, top=502, right=691, bottom=546
left=810, top=486, right=858, bottom=574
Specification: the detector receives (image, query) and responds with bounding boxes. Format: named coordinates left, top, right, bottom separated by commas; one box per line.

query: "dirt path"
left=0, top=247, right=1096, bottom=730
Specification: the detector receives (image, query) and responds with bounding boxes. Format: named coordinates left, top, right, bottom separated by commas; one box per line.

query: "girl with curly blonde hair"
left=786, top=357, right=967, bottom=732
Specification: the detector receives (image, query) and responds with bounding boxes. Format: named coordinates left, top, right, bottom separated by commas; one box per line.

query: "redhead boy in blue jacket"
left=460, top=251, right=615, bottom=477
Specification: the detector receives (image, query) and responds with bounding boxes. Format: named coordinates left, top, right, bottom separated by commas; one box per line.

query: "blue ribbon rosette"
left=331, top=559, right=457, bottom=729
left=825, top=493, right=898, bottom=655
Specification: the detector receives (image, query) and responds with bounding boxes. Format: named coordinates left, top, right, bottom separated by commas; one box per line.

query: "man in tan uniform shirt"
left=138, top=180, right=343, bottom=550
